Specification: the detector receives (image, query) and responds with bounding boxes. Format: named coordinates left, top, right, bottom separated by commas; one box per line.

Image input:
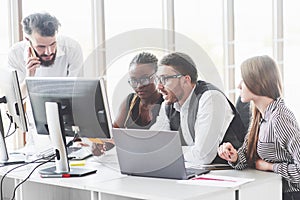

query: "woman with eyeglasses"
left=113, top=52, right=163, bottom=129
left=92, top=52, right=163, bottom=156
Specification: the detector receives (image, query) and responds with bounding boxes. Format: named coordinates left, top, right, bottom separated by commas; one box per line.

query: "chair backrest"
left=235, top=96, right=251, bottom=130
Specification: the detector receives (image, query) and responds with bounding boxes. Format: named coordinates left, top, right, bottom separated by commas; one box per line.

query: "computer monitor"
left=0, top=69, right=28, bottom=133
left=26, top=77, right=112, bottom=139
left=0, top=69, right=28, bottom=164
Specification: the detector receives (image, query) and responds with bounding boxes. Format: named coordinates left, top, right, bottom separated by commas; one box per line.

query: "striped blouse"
left=230, top=98, right=300, bottom=193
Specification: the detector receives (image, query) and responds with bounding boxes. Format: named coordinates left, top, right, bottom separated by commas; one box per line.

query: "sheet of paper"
left=178, top=174, right=254, bottom=188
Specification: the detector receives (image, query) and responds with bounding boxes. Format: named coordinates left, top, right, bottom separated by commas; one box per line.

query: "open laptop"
left=113, top=128, right=210, bottom=180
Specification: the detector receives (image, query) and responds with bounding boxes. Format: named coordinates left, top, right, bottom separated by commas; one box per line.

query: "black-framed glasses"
left=154, top=74, right=183, bottom=85
left=128, top=72, right=156, bottom=88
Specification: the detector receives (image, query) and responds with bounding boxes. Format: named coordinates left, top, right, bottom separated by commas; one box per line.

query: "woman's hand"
left=218, top=142, right=238, bottom=163
left=255, top=159, right=274, bottom=171
left=91, top=140, right=115, bottom=156
left=91, top=143, right=105, bottom=156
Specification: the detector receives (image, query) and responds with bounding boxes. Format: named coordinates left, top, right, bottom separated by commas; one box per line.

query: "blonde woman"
left=218, top=55, right=300, bottom=200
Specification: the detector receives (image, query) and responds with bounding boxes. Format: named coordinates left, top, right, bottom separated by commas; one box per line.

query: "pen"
left=40, top=174, right=71, bottom=178
left=70, top=160, right=86, bottom=167
left=191, top=177, right=236, bottom=182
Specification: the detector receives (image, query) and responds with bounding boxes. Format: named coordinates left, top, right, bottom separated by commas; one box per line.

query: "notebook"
left=112, top=128, right=210, bottom=180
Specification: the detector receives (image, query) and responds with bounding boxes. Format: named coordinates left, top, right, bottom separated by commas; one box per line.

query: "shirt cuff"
left=273, top=163, right=280, bottom=172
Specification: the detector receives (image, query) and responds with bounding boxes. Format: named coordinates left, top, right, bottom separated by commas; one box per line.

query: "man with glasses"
left=7, top=12, right=83, bottom=149
left=151, top=52, right=246, bottom=165
left=8, top=12, right=83, bottom=96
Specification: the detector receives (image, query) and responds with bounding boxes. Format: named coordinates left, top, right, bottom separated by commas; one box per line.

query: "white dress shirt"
left=7, top=35, right=83, bottom=152
left=151, top=87, right=234, bottom=165
left=7, top=35, right=83, bottom=83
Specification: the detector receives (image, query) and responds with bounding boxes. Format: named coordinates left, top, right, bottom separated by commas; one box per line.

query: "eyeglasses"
left=128, top=73, right=156, bottom=88
left=154, top=74, right=183, bottom=85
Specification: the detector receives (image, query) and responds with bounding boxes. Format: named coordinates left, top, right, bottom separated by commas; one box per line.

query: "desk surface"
left=0, top=149, right=282, bottom=200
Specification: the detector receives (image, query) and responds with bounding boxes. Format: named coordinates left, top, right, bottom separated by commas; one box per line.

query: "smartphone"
left=29, top=46, right=37, bottom=58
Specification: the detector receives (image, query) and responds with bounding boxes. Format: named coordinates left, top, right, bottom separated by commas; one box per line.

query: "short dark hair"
left=159, top=52, right=198, bottom=83
left=129, top=52, right=158, bottom=72
left=22, top=13, right=61, bottom=37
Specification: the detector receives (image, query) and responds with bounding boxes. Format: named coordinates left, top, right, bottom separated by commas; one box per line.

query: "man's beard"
left=34, top=49, right=57, bottom=66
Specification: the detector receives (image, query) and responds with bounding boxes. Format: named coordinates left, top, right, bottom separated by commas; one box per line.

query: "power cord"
left=0, top=155, right=55, bottom=200
left=66, top=126, right=80, bottom=148
left=9, top=155, right=55, bottom=200
left=4, top=112, right=13, bottom=138
left=5, top=123, right=17, bottom=138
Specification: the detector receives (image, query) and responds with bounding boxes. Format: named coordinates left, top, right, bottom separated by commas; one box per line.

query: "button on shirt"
left=231, top=98, right=300, bottom=193
left=151, top=87, right=234, bottom=164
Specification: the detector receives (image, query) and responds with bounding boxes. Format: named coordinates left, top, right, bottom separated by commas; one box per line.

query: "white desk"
left=1, top=153, right=282, bottom=200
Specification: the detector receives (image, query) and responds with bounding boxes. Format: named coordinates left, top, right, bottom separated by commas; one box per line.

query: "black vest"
left=165, top=80, right=247, bottom=163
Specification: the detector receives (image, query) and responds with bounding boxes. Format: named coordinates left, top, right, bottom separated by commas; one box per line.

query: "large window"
left=104, top=0, right=163, bottom=118
left=22, top=0, right=93, bottom=61
left=284, top=1, right=300, bottom=121
left=3, top=0, right=300, bottom=142
left=174, top=0, right=224, bottom=86
left=0, top=0, right=9, bottom=67
left=235, top=0, right=273, bottom=65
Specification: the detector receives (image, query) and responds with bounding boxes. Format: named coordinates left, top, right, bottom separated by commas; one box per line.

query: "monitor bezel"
left=26, top=77, right=112, bottom=139
left=0, top=69, right=28, bottom=133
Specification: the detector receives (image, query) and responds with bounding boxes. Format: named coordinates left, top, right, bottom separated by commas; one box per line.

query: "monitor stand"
left=0, top=102, right=25, bottom=165
left=39, top=102, right=96, bottom=177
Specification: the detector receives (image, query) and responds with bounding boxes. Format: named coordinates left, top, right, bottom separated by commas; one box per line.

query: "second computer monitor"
left=26, top=77, right=112, bottom=139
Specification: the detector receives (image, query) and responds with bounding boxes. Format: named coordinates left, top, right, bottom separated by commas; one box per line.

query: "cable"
left=5, top=123, right=17, bottom=138
left=4, top=113, right=13, bottom=137
left=0, top=155, right=55, bottom=200
left=10, top=155, right=55, bottom=200
left=66, top=126, right=80, bottom=148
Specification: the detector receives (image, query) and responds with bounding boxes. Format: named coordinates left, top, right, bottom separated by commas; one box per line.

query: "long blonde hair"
left=241, top=55, right=283, bottom=165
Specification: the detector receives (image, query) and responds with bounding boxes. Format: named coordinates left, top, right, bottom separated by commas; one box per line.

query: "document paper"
left=178, top=174, right=254, bottom=188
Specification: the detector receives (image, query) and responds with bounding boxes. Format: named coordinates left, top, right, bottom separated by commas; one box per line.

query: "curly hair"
left=129, top=52, right=158, bottom=72
left=22, top=13, right=61, bottom=36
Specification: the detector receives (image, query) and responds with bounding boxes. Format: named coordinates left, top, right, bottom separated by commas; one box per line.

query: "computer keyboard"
left=34, top=146, right=92, bottom=160
left=35, top=148, right=55, bottom=158
left=68, top=147, right=93, bottom=160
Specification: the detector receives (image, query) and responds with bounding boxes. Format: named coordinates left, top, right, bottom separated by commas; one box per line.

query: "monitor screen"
left=26, top=77, right=112, bottom=139
left=0, top=69, right=28, bottom=133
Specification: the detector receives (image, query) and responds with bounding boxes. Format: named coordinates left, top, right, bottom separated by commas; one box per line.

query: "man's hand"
left=26, top=46, right=40, bottom=77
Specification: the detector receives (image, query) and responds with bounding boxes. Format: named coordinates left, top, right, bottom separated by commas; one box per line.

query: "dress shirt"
left=7, top=35, right=83, bottom=83
left=7, top=35, right=83, bottom=151
left=231, top=98, right=300, bottom=193
left=151, top=87, right=234, bottom=164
